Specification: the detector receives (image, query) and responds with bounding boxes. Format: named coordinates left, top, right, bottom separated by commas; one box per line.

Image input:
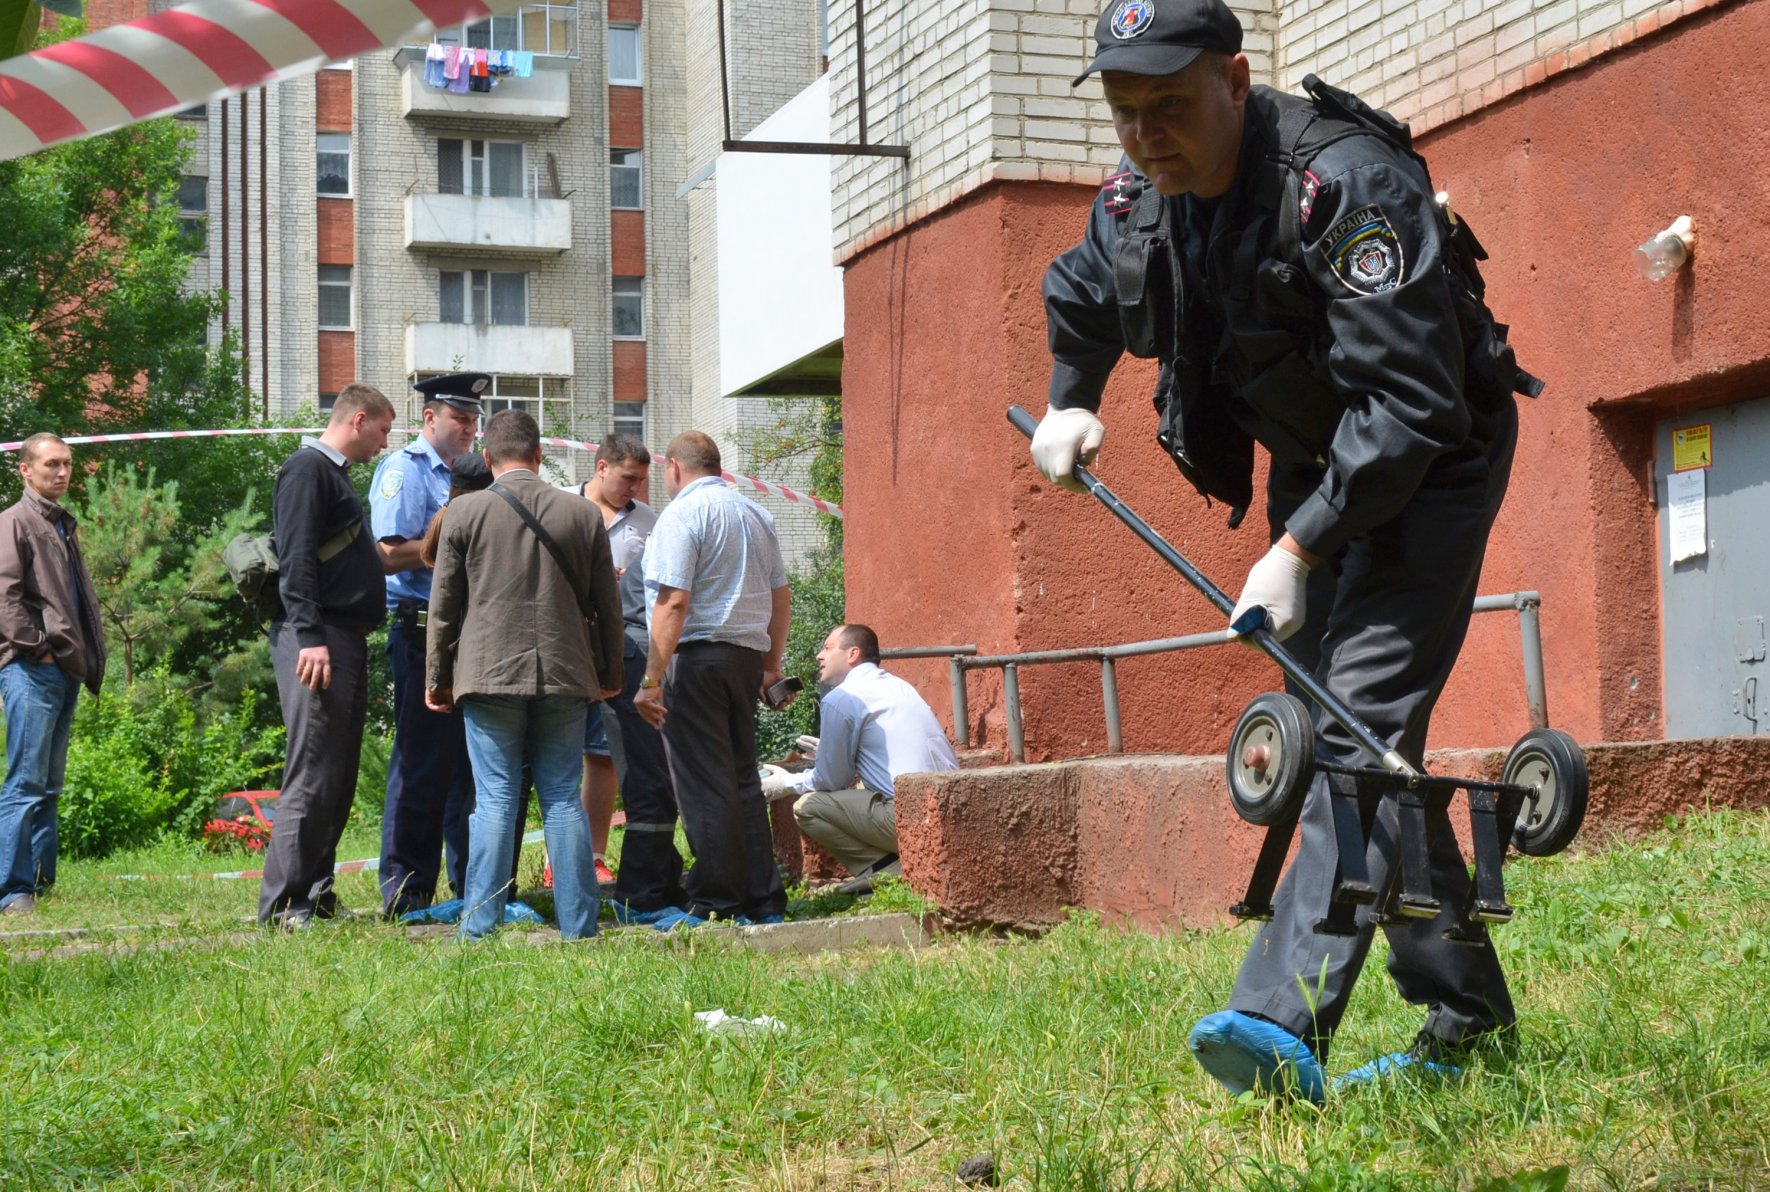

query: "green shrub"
left=51, top=671, right=284, bottom=858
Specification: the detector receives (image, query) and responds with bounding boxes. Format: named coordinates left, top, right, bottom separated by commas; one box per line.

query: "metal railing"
left=419, top=3, right=581, bottom=60
left=895, top=592, right=1548, bottom=765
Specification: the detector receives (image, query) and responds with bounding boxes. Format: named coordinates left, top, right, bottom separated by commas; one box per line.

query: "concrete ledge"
left=896, top=736, right=1770, bottom=933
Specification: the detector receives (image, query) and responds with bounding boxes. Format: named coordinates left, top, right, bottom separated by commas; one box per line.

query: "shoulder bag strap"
left=488, top=482, right=595, bottom=623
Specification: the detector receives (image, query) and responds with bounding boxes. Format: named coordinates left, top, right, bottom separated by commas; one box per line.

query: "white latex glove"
left=1229, top=545, right=1313, bottom=643
left=760, top=764, right=800, bottom=802
left=794, top=734, right=820, bottom=759
left=1030, top=406, right=1106, bottom=493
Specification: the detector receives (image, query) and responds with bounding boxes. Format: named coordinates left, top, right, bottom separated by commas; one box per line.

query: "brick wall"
left=833, top=0, right=1737, bottom=256
left=315, top=70, right=351, bottom=132
left=316, top=198, right=352, bottom=264
left=610, top=86, right=644, bottom=145
left=614, top=339, right=648, bottom=399
left=317, top=329, right=355, bottom=391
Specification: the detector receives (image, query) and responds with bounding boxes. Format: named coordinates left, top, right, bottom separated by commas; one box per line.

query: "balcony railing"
left=405, top=193, right=572, bottom=257
left=406, top=323, right=574, bottom=377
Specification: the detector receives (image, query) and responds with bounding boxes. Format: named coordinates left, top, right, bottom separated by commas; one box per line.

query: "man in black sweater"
left=258, top=383, right=395, bottom=928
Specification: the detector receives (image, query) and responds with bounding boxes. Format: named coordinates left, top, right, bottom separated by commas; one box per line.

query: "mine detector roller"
left=1008, top=404, right=1587, bottom=945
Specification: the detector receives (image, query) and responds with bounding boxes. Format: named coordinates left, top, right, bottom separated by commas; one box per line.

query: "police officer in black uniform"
left=1036, top=0, right=1539, bottom=1099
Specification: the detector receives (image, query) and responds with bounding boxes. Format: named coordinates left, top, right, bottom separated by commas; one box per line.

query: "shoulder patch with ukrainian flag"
left=1325, top=204, right=1404, bottom=295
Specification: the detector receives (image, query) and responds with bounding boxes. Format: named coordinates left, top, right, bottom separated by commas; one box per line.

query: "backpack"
left=1271, top=74, right=1545, bottom=401
left=223, top=523, right=361, bottom=620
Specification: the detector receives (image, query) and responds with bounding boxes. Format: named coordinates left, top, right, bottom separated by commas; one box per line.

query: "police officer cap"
left=413, top=371, right=493, bottom=413
left=1075, top=0, right=1244, bottom=86
left=449, top=451, right=492, bottom=494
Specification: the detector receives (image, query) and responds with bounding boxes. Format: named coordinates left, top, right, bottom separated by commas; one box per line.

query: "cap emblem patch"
left=1110, top=0, right=1155, bottom=39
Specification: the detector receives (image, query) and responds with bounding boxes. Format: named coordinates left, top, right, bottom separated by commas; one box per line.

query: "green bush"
left=50, top=672, right=284, bottom=858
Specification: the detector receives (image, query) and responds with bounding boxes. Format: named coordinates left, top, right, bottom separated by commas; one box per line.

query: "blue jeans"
left=0, top=659, right=82, bottom=906
left=460, top=694, right=598, bottom=940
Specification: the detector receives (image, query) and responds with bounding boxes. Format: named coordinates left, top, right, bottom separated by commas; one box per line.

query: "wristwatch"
left=640, top=675, right=660, bottom=690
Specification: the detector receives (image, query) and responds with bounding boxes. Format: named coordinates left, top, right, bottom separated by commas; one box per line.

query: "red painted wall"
left=842, top=1, right=1770, bottom=759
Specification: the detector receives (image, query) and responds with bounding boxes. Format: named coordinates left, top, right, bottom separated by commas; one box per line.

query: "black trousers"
left=605, top=638, right=687, bottom=912
left=659, top=641, right=786, bottom=920
left=260, top=622, right=369, bottom=925
left=1228, top=402, right=1519, bottom=1062
left=379, top=618, right=474, bottom=914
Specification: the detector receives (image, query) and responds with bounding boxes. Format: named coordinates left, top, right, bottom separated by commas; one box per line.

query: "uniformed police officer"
left=1035, top=0, right=1537, bottom=1099
left=370, top=373, right=487, bottom=916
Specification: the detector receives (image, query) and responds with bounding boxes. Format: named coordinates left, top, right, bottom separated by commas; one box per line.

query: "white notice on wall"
left=1667, top=468, right=1707, bottom=564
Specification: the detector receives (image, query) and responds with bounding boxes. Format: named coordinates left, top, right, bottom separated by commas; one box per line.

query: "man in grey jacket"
left=426, top=410, right=623, bottom=939
left=0, top=433, right=107, bottom=915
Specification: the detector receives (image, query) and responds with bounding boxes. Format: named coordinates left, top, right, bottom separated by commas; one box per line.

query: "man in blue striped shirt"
left=635, top=432, right=793, bottom=924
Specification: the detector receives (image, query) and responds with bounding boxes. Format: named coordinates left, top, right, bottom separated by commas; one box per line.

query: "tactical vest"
left=1112, top=75, right=1543, bottom=525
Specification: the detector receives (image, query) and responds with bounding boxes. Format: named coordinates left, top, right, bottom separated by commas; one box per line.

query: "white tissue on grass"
left=694, top=1009, right=787, bottom=1035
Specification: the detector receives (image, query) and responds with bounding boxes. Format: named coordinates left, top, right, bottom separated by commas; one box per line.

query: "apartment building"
left=142, top=0, right=829, bottom=557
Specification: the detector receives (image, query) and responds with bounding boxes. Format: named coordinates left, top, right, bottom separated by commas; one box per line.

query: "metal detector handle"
left=1006, top=403, right=1417, bottom=779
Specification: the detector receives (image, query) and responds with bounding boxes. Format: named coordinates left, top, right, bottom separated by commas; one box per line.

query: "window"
left=438, top=138, right=526, bottom=198
left=439, top=269, right=528, bottom=325
left=612, top=277, right=644, bottom=339
left=317, top=133, right=350, bottom=196
left=417, top=374, right=568, bottom=422
left=175, top=104, right=207, bottom=120
left=323, top=58, right=354, bottom=70
left=608, top=26, right=642, bottom=85
left=611, top=149, right=643, bottom=209
left=463, top=14, right=521, bottom=51
left=318, top=265, right=352, bottom=329
left=318, top=392, right=339, bottom=412
left=613, top=401, right=646, bottom=443
left=176, top=175, right=207, bottom=247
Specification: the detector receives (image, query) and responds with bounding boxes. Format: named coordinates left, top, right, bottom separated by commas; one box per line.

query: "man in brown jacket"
left=0, top=433, right=107, bottom=915
left=425, top=410, right=623, bottom=939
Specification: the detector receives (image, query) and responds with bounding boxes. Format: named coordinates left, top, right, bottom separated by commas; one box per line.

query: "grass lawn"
left=2, top=809, right=1768, bottom=1188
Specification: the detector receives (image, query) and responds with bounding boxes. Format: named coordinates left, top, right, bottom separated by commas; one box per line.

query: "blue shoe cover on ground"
left=1333, top=1050, right=1462, bottom=1091
left=648, top=908, right=708, bottom=932
left=399, top=898, right=543, bottom=926
left=610, top=902, right=687, bottom=927
left=733, top=913, right=786, bottom=926
left=1186, top=1010, right=1326, bottom=1102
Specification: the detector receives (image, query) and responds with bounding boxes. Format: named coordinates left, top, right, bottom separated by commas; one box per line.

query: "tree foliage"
left=0, top=18, right=252, bottom=508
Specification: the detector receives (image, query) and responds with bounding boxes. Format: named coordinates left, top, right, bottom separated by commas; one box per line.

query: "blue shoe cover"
left=504, top=900, right=545, bottom=925
left=611, top=902, right=687, bottom=927
left=649, top=908, right=708, bottom=932
left=400, top=898, right=465, bottom=924
left=401, top=898, right=543, bottom=926
left=733, top=913, right=786, bottom=926
left=1333, top=1050, right=1461, bottom=1091
left=1186, top=1010, right=1326, bottom=1102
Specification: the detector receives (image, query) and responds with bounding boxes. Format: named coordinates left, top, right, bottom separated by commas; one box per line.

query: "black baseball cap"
left=1074, top=0, right=1245, bottom=86
left=448, top=451, right=492, bottom=494
left=413, top=371, right=492, bottom=414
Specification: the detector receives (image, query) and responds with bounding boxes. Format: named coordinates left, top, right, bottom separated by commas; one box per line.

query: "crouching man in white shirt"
left=762, top=624, right=959, bottom=888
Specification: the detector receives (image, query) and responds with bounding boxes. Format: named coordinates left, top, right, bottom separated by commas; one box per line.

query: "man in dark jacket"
left=0, top=433, right=107, bottom=915
left=1034, top=0, right=1533, bottom=1099
left=258, top=383, right=394, bottom=928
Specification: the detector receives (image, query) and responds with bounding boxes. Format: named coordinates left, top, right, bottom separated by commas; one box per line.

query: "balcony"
left=405, top=323, right=574, bottom=377
left=405, top=193, right=571, bottom=257
left=397, top=2, right=579, bottom=125
left=399, top=65, right=571, bottom=125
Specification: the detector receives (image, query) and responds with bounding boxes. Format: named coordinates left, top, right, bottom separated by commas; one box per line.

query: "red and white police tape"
left=1, top=425, right=844, bottom=518
left=0, top=0, right=514, bottom=162
left=112, top=829, right=548, bottom=881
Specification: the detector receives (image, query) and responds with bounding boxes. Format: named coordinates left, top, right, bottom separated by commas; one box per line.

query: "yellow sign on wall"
left=1673, top=424, right=1712, bottom=472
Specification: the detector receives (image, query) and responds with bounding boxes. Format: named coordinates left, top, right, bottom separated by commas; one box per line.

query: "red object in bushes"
left=201, top=790, right=279, bottom=853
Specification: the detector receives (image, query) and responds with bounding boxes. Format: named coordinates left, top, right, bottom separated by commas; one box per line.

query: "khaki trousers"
left=792, top=788, right=896, bottom=877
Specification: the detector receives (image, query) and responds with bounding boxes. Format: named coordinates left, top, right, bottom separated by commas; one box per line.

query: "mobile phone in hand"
left=764, top=676, right=804, bottom=709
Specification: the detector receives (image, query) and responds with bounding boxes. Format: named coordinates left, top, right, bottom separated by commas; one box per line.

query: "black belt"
left=392, top=600, right=429, bottom=628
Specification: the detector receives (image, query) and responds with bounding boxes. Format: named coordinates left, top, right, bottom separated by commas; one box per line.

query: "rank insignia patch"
left=1325, top=204, right=1404, bottom=294
left=1102, top=170, right=1139, bottom=215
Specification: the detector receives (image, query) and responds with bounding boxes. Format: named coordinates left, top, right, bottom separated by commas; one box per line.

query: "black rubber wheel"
left=1503, top=728, right=1588, bottom=857
left=1226, top=692, right=1315, bottom=826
